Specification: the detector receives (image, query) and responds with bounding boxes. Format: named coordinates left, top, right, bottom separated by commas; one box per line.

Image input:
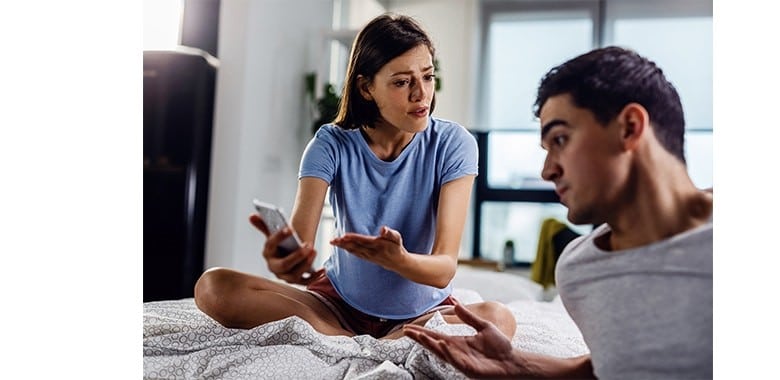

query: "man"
left=403, top=46, right=713, bottom=379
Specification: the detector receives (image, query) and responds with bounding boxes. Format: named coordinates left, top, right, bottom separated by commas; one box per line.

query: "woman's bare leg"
left=383, top=301, right=516, bottom=340
left=194, top=267, right=353, bottom=336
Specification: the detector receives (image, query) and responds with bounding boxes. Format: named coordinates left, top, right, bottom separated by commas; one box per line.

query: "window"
left=143, top=0, right=183, bottom=50
left=480, top=2, right=599, bottom=130
left=474, top=0, right=712, bottom=264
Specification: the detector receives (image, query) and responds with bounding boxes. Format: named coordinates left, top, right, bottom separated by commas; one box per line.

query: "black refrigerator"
left=143, top=48, right=218, bottom=302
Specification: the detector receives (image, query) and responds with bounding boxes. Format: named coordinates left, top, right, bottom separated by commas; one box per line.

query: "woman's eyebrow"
left=390, top=65, right=434, bottom=77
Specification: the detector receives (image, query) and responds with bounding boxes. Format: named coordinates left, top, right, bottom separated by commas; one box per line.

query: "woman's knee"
left=194, top=267, right=243, bottom=322
left=472, top=301, right=517, bottom=336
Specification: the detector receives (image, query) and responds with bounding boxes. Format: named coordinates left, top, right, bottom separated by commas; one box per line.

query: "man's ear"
left=617, top=103, right=649, bottom=151
left=357, top=75, right=373, bottom=101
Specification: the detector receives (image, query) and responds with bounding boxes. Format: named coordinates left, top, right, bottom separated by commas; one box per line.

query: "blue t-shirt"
left=299, top=117, right=478, bottom=319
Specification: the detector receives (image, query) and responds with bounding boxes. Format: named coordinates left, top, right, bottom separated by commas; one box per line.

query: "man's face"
left=539, top=94, right=628, bottom=225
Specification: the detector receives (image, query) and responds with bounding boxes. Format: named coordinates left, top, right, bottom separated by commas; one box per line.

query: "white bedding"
left=143, top=270, right=588, bottom=379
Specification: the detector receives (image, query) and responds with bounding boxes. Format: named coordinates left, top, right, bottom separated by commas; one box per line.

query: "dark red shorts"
left=306, top=274, right=456, bottom=338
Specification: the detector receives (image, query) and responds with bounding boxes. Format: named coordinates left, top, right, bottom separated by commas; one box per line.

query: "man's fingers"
left=404, top=326, right=469, bottom=371
left=416, top=333, right=462, bottom=368
left=413, top=332, right=445, bottom=355
left=404, top=324, right=448, bottom=341
left=454, top=303, right=491, bottom=330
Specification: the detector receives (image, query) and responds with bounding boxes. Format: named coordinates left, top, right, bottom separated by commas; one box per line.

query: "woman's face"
left=361, top=44, right=435, bottom=133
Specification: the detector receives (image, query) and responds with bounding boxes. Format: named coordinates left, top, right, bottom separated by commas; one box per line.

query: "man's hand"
left=403, top=303, right=517, bottom=378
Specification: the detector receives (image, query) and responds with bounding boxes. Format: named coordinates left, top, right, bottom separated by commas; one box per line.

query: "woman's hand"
left=329, top=226, right=407, bottom=270
left=249, top=214, right=324, bottom=285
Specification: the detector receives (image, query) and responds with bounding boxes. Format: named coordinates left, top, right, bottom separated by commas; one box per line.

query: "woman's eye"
left=394, top=80, right=409, bottom=87
left=424, top=74, right=435, bottom=82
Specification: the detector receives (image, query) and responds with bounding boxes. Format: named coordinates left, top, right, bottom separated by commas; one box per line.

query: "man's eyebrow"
left=390, top=65, right=434, bottom=77
left=540, top=119, right=568, bottom=140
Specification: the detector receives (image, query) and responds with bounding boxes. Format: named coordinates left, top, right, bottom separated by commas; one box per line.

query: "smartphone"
left=252, top=200, right=303, bottom=257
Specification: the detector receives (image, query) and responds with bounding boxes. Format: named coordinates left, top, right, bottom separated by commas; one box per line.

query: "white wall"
left=205, top=0, right=334, bottom=277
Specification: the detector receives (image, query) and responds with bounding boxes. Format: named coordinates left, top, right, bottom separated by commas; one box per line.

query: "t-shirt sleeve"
left=440, top=124, right=478, bottom=184
left=298, top=126, right=338, bottom=183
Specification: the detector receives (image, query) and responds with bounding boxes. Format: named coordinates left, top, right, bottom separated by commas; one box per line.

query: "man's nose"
left=541, top=153, right=560, bottom=182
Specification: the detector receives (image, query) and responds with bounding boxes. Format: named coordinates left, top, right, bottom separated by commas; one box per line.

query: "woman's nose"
left=410, top=80, right=426, bottom=102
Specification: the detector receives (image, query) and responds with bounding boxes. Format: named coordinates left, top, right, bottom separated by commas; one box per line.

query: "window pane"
left=685, top=130, right=713, bottom=189
left=612, top=17, right=712, bottom=189
left=612, top=17, right=713, bottom=129
left=485, top=15, right=593, bottom=129
left=487, top=131, right=551, bottom=189
left=480, top=201, right=592, bottom=264
left=143, top=0, right=183, bottom=50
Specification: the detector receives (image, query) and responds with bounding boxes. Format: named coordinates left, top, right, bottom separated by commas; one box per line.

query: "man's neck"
left=599, top=158, right=713, bottom=252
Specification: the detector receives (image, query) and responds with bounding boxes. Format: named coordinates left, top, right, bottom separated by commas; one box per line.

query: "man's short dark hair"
left=533, top=46, right=686, bottom=163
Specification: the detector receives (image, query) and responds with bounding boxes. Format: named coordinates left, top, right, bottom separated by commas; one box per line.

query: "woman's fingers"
left=262, top=227, right=296, bottom=259
left=380, top=226, right=402, bottom=244
left=300, top=268, right=326, bottom=285
left=249, top=214, right=270, bottom=235
left=330, top=236, right=375, bottom=258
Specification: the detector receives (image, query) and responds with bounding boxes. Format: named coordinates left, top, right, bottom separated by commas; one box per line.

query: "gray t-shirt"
left=556, top=220, right=712, bottom=380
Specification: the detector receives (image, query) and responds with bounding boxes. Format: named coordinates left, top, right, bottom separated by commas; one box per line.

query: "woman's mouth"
left=408, top=107, right=429, bottom=118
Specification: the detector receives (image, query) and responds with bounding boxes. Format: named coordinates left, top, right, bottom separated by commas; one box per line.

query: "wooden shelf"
left=458, top=258, right=501, bottom=271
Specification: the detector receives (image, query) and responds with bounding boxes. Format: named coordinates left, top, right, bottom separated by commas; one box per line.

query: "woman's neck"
left=361, top=123, right=416, bottom=161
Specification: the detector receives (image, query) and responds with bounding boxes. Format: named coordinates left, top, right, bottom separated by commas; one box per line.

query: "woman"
left=194, top=13, right=516, bottom=340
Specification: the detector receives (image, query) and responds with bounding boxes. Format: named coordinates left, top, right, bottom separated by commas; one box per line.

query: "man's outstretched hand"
left=403, top=303, right=517, bottom=378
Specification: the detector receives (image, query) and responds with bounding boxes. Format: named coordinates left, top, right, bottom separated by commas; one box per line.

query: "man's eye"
left=553, top=135, right=568, bottom=146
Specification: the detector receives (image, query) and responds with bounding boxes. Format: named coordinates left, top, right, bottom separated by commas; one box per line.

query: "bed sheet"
left=143, top=282, right=588, bottom=379
left=451, top=265, right=546, bottom=303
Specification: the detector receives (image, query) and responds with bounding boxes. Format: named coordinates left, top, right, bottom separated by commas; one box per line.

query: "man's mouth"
left=555, top=185, right=568, bottom=200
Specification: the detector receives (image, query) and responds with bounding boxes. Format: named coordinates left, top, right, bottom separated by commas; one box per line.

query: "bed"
left=143, top=266, right=589, bottom=379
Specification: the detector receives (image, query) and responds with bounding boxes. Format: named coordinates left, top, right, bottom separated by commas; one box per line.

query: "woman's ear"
left=617, top=103, right=649, bottom=151
left=357, top=75, right=373, bottom=101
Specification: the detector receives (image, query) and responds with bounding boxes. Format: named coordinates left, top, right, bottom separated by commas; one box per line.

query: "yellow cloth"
left=530, top=218, right=567, bottom=289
